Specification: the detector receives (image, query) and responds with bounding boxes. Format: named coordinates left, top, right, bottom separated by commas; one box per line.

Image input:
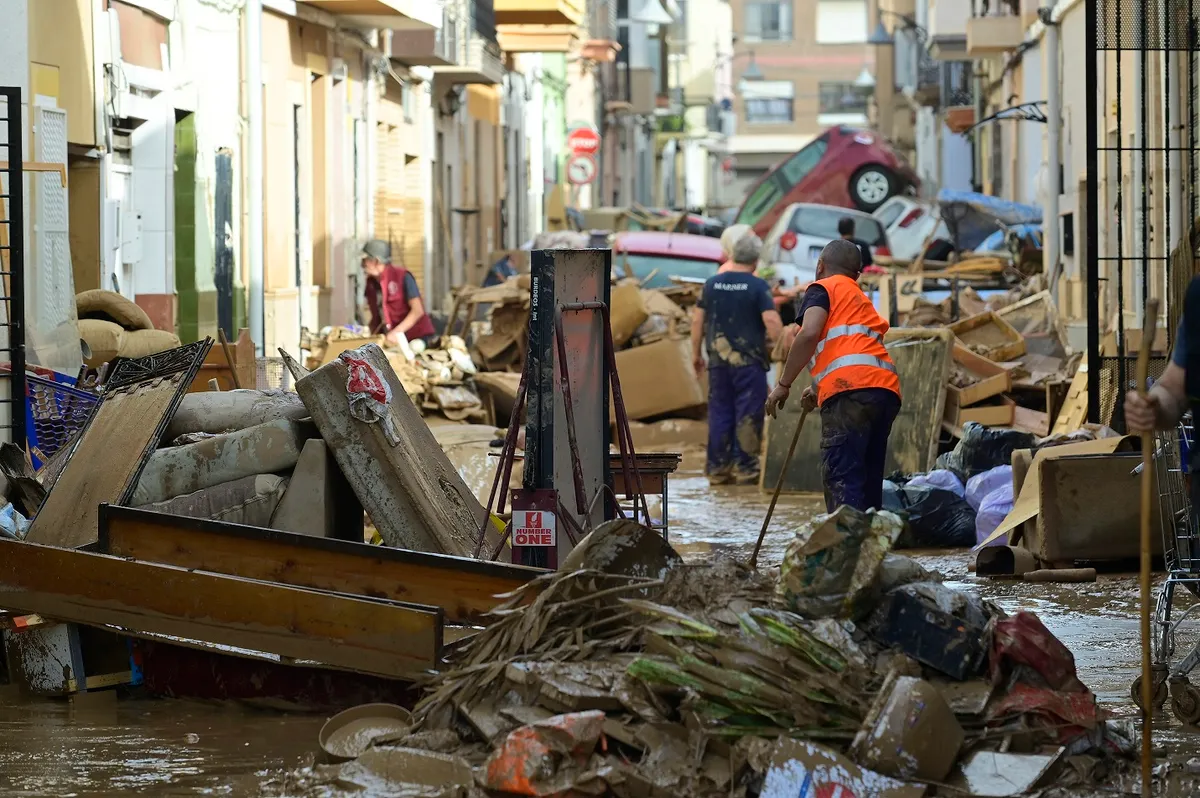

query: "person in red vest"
left=765, top=238, right=902, bottom=512
left=361, top=239, right=437, bottom=347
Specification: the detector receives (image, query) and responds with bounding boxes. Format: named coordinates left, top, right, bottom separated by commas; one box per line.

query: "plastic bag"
left=778, top=506, right=904, bottom=619
left=907, top=469, right=966, bottom=498
left=975, top=483, right=1015, bottom=547
left=936, top=422, right=1037, bottom=481
left=882, top=484, right=977, bottom=548
left=0, top=503, right=30, bottom=541
left=966, top=465, right=1013, bottom=512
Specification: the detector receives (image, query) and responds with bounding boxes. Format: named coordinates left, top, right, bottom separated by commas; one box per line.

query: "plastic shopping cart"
left=1133, top=417, right=1200, bottom=724
left=25, top=372, right=99, bottom=470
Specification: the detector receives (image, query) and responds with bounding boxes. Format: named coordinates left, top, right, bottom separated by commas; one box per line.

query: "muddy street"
left=0, top=435, right=1196, bottom=795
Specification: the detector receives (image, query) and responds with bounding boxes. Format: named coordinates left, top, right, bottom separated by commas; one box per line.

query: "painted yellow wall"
left=28, top=0, right=96, bottom=147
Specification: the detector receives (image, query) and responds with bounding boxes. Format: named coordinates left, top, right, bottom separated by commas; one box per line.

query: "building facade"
left=725, top=0, right=877, bottom=197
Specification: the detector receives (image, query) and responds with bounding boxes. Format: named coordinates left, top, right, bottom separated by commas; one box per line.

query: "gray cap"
left=362, top=239, right=391, bottom=261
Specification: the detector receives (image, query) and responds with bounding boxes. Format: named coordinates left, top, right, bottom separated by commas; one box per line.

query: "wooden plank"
left=1050, top=354, right=1089, bottom=435
left=98, top=505, right=542, bottom=624
left=0, top=537, right=442, bottom=679
left=947, top=343, right=1011, bottom=407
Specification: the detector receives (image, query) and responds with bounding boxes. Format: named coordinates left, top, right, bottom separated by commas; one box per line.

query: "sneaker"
left=707, top=472, right=734, bottom=486
left=733, top=471, right=760, bottom=485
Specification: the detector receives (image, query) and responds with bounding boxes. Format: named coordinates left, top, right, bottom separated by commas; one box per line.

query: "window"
left=818, top=82, right=870, bottom=116
left=743, top=80, right=794, bottom=125
left=815, top=0, right=867, bottom=44
left=790, top=207, right=885, bottom=246
left=744, top=1, right=793, bottom=42
left=617, top=254, right=720, bottom=288
left=778, top=136, right=829, bottom=184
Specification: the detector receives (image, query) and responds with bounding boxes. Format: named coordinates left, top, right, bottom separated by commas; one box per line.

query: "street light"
left=868, top=9, right=930, bottom=46
left=633, top=0, right=673, bottom=35
left=868, top=20, right=894, bottom=46
left=854, top=66, right=876, bottom=90
left=736, top=51, right=765, bottom=93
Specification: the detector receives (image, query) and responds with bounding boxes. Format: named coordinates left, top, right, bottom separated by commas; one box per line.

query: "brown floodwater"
left=0, top=425, right=1197, bottom=795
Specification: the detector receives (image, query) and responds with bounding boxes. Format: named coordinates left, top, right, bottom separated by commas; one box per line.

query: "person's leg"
left=862, top=392, right=901, bottom=511
left=706, top=366, right=735, bottom=483
left=731, top=366, right=769, bottom=482
left=819, top=391, right=873, bottom=512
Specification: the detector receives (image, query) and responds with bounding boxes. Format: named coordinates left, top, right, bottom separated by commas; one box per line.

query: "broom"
left=1136, top=299, right=1159, bottom=798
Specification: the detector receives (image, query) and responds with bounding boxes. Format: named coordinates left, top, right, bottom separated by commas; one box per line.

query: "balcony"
left=393, top=5, right=462, bottom=65
left=496, top=24, right=578, bottom=52
left=435, top=35, right=505, bottom=84
left=301, top=0, right=443, bottom=30
left=494, top=0, right=585, bottom=27
left=966, top=13, right=1024, bottom=58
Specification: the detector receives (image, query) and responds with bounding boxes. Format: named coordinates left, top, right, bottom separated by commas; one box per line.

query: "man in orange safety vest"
left=765, top=238, right=902, bottom=512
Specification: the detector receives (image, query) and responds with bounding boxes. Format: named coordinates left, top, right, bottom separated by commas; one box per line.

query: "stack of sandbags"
left=77, top=289, right=181, bottom=367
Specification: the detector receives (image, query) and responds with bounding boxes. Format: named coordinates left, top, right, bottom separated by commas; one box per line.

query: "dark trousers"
left=820, top=388, right=901, bottom=512
left=707, top=365, right=769, bottom=476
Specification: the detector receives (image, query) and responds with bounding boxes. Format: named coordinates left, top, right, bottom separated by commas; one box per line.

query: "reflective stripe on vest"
left=807, top=324, right=886, bottom=370
left=812, top=353, right=897, bottom=385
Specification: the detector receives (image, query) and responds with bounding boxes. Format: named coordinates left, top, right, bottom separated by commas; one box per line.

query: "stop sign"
left=567, top=126, right=600, bottom=155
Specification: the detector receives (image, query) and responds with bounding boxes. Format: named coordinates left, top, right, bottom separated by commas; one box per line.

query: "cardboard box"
left=950, top=311, right=1026, bottom=362
left=614, top=338, right=706, bottom=421
left=947, top=343, right=1011, bottom=407
left=944, top=394, right=1015, bottom=428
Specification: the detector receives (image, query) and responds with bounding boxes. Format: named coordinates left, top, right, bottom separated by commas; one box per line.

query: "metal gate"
left=1086, top=1, right=1199, bottom=428
left=0, top=87, right=28, bottom=450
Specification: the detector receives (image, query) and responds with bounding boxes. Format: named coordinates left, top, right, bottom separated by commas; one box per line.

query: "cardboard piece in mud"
left=294, top=344, right=495, bottom=556
left=26, top=340, right=213, bottom=550
left=760, top=739, right=924, bottom=798
left=614, top=338, right=706, bottom=421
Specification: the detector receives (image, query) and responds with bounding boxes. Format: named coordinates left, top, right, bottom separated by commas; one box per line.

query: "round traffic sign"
left=566, top=153, right=597, bottom=185
left=567, top=125, right=601, bottom=155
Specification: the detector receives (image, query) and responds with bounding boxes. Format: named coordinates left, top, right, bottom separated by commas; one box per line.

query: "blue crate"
left=25, top=373, right=100, bottom=469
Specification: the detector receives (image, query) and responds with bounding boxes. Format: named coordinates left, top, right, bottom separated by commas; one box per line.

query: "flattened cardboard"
left=760, top=739, right=924, bottom=798
left=975, top=435, right=1137, bottom=549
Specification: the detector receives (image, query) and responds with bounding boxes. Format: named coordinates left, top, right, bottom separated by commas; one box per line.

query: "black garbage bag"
left=935, top=422, right=1037, bottom=482
left=882, top=483, right=977, bottom=548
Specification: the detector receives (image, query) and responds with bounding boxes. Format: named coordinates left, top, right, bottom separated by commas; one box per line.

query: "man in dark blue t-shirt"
left=691, top=230, right=783, bottom=484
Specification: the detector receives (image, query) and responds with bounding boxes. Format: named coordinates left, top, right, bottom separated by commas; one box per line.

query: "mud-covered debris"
left=481, top=710, right=609, bottom=796
left=759, top=738, right=924, bottom=798
left=561, top=518, right=682, bottom=580
left=337, top=747, right=473, bottom=798
left=777, top=506, right=903, bottom=619
left=850, top=672, right=963, bottom=782
left=951, top=749, right=1064, bottom=796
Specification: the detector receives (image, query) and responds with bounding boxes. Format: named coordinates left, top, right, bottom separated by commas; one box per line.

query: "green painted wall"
left=174, top=115, right=219, bottom=343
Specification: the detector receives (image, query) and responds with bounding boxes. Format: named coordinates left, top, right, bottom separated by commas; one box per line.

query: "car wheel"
left=850, top=166, right=897, bottom=212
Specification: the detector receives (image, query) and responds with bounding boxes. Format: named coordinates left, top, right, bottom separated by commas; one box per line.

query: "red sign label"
left=567, top=127, right=600, bottom=155
left=513, top=510, right=556, bottom=547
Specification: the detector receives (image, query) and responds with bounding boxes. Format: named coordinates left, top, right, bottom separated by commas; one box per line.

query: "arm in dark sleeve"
left=756, top=281, right=776, bottom=313
left=403, top=271, right=422, bottom=300
left=796, top=284, right=830, bottom=325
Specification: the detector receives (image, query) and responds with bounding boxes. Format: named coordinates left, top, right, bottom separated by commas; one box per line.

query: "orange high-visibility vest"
left=806, top=274, right=902, bottom=406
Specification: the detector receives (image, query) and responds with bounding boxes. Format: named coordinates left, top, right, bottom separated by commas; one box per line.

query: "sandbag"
left=135, top=474, right=288, bottom=527
left=119, top=328, right=181, bottom=359
left=132, top=418, right=312, bottom=506
left=166, top=389, right=310, bottom=441
left=79, top=318, right=125, bottom=367
left=76, top=289, right=154, bottom=331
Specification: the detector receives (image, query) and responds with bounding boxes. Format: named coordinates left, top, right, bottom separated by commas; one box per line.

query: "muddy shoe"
left=733, top=471, right=760, bottom=485
left=707, top=472, right=734, bottom=486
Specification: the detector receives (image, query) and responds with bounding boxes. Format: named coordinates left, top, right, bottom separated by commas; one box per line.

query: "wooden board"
left=0, top=537, right=441, bottom=679
left=97, top=505, right=542, bottom=624
left=26, top=341, right=212, bottom=549
left=761, top=328, right=951, bottom=494
left=947, top=343, right=1011, bottom=407
left=295, top=344, right=495, bottom=556
left=949, top=311, right=1026, bottom=363
left=883, top=328, right=953, bottom=475
left=1050, top=354, right=1088, bottom=435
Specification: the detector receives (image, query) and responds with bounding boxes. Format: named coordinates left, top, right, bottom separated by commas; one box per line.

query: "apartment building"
left=725, top=0, right=877, bottom=196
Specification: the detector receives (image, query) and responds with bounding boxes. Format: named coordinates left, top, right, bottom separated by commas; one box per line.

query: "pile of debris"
left=266, top=511, right=1135, bottom=797
left=304, top=326, right=488, bottom=422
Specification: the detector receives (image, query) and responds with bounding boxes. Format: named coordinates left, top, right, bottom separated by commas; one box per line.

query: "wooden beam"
left=0, top=537, right=442, bottom=679
left=97, top=505, right=544, bottom=624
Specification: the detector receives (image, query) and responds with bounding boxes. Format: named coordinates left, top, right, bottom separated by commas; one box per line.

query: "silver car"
left=758, top=203, right=890, bottom=289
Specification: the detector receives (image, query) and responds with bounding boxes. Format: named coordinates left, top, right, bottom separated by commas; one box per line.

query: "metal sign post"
left=516, top=248, right=612, bottom=568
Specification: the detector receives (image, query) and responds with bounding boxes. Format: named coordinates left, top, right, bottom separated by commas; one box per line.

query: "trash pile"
left=266, top=510, right=1135, bottom=797
left=303, top=326, right=488, bottom=422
